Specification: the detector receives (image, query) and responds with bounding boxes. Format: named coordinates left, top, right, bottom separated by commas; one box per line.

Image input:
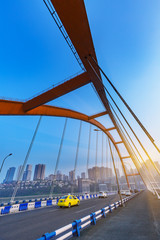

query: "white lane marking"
left=75, top=205, right=96, bottom=213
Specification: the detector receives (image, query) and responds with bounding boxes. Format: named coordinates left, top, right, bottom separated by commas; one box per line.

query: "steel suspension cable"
left=86, top=124, right=92, bottom=179
left=108, top=137, right=123, bottom=206
left=109, top=103, right=143, bottom=162
left=89, top=55, right=160, bottom=155
left=49, top=118, right=68, bottom=197
left=116, top=119, right=152, bottom=191
left=105, top=136, right=110, bottom=183
left=71, top=121, right=82, bottom=194
left=86, top=56, right=160, bottom=178
left=113, top=112, right=159, bottom=195
left=115, top=119, right=152, bottom=192
left=86, top=58, right=140, bottom=188
left=94, top=129, right=99, bottom=193
left=109, top=101, right=160, bottom=192
left=105, top=86, right=160, bottom=178
left=43, top=0, right=85, bottom=71
left=101, top=131, right=104, bottom=180
left=106, top=135, right=108, bottom=170
left=11, top=116, right=42, bottom=202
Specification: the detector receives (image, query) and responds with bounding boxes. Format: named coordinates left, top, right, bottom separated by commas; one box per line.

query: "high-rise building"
left=56, top=170, right=63, bottom=181
left=88, top=167, right=113, bottom=182
left=63, top=174, right=69, bottom=182
left=23, top=164, right=32, bottom=181
left=69, top=170, right=75, bottom=182
left=16, top=165, right=23, bottom=181
left=33, top=164, right=45, bottom=180
left=81, top=172, right=85, bottom=179
left=41, top=164, right=45, bottom=180
left=3, top=167, right=16, bottom=183
left=78, top=178, right=90, bottom=193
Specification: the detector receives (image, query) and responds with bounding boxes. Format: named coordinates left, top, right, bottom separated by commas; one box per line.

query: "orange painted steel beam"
left=105, top=127, right=116, bottom=131
left=24, top=0, right=102, bottom=112
left=127, top=173, right=140, bottom=177
left=0, top=99, right=122, bottom=161
left=23, top=72, right=90, bottom=112
left=29, top=0, right=131, bottom=188
left=50, top=1, right=111, bottom=119
left=115, top=141, right=123, bottom=144
left=121, top=156, right=131, bottom=160
left=50, top=0, right=132, bottom=188
left=51, top=0, right=101, bottom=82
left=88, top=111, right=108, bottom=120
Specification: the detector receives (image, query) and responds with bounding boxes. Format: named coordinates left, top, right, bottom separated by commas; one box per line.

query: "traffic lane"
left=0, top=194, right=121, bottom=240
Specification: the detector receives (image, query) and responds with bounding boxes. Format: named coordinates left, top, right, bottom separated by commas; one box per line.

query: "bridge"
left=0, top=0, right=160, bottom=240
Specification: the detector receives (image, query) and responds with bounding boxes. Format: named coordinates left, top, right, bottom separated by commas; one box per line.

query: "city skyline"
left=2, top=163, right=138, bottom=184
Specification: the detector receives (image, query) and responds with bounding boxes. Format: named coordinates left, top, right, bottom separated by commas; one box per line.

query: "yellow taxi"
left=57, top=195, right=80, bottom=208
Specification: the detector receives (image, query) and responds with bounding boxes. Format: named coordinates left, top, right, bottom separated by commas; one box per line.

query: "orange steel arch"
left=0, top=99, right=123, bottom=161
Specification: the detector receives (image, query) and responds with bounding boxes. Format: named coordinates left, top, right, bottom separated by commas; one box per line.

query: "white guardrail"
left=0, top=192, right=116, bottom=215
left=37, top=192, right=141, bottom=240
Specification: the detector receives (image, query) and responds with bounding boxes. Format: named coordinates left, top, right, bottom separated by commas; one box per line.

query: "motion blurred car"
left=99, top=191, right=108, bottom=198
left=125, top=190, right=131, bottom=196
left=120, top=190, right=126, bottom=195
left=57, top=195, right=80, bottom=208
left=134, top=189, right=139, bottom=193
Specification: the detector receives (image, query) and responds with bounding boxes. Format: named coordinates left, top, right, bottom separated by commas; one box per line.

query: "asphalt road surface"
left=74, top=191, right=160, bottom=240
left=0, top=194, right=120, bottom=240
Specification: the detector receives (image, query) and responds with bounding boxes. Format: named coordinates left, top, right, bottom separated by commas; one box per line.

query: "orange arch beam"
left=0, top=99, right=122, bottom=158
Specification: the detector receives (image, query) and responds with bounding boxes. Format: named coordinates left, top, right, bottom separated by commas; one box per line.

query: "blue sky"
left=0, top=0, right=160, bottom=182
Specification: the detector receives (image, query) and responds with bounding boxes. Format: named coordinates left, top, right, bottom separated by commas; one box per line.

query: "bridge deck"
left=74, top=191, right=160, bottom=240
left=0, top=194, right=119, bottom=240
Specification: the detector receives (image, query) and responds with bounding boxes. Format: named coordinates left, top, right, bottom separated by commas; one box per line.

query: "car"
left=134, top=189, right=139, bottom=193
left=125, top=190, right=131, bottom=196
left=57, top=195, right=80, bottom=208
left=120, top=190, right=126, bottom=195
left=99, top=191, right=108, bottom=198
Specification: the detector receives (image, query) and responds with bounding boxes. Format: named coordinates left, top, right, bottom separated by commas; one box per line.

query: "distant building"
left=3, top=167, right=16, bottom=183
left=115, top=168, right=120, bottom=178
left=16, top=165, right=23, bottom=181
left=33, top=164, right=45, bottom=180
left=56, top=170, right=63, bottom=181
left=99, top=183, right=107, bottom=192
left=23, top=164, right=32, bottom=181
left=48, top=174, right=55, bottom=181
left=78, top=178, right=90, bottom=193
left=81, top=172, right=85, bottom=179
left=88, top=167, right=113, bottom=182
left=69, top=170, right=75, bottom=182
left=63, top=174, right=69, bottom=182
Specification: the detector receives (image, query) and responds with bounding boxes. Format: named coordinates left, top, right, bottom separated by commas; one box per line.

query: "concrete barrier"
left=1, top=206, right=11, bottom=215
left=28, top=202, right=35, bottom=210
left=19, top=203, right=28, bottom=211
left=10, top=204, right=19, bottom=213
left=35, top=201, right=41, bottom=208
